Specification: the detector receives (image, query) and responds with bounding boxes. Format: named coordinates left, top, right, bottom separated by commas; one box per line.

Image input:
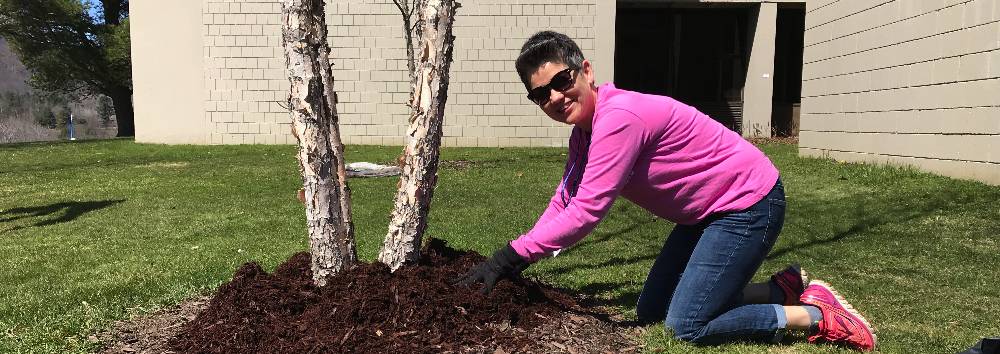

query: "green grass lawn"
left=1, top=139, right=997, bottom=353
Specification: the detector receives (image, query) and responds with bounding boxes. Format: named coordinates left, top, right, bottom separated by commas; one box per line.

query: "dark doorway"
left=615, top=4, right=751, bottom=132
left=772, top=6, right=806, bottom=137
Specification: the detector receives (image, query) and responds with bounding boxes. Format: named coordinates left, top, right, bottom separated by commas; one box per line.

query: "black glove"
left=452, top=244, right=530, bottom=294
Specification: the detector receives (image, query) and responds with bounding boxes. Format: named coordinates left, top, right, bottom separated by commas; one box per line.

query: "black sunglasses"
left=526, top=67, right=578, bottom=105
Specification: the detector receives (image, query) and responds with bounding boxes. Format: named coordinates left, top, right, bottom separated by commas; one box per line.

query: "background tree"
left=0, top=91, right=27, bottom=119
left=0, top=0, right=133, bottom=136
left=31, top=93, right=68, bottom=128
left=378, top=0, right=460, bottom=271
left=281, top=0, right=356, bottom=286
left=97, top=95, right=114, bottom=127
left=36, top=107, right=57, bottom=129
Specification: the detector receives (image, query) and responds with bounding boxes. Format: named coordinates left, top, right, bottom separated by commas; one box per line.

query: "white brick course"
left=801, top=0, right=1000, bottom=182
left=259, top=0, right=591, bottom=148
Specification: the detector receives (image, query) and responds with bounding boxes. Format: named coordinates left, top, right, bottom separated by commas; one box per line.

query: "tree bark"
left=378, top=0, right=459, bottom=272
left=100, top=0, right=124, bottom=26
left=280, top=0, right=357, bottom=286
left=109, top=88, right=134, bottom=137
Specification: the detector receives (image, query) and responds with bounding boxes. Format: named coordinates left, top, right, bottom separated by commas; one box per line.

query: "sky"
left=81, top=0, right=102, bottom=22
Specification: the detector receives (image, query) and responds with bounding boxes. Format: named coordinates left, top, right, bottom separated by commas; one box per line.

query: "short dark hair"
left=515, top=31, right=585, bottom=90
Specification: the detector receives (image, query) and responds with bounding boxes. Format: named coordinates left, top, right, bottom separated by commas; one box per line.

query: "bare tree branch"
left=394, top=0, right=417, bottom=84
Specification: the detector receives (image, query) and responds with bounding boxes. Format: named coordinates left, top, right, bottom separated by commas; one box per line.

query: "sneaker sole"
left=793, top=264, right=810, bottom=291
left=810, top=279, right=878, bottom=347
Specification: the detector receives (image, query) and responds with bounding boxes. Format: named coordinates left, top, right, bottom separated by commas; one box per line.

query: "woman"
left=454, top=31, right=876, bottom=351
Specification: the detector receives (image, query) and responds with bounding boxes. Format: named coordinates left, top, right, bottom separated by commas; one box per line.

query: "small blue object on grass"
left=67, top=113, right=76, bottom=141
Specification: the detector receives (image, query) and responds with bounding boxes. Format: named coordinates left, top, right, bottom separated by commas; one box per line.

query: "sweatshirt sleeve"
left=511, top=110, right=650, bottom=262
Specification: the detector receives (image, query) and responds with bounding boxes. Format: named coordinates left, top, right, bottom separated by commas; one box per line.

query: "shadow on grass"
left=557, top=219, right=659, bottom=262
left=542, top=205, right=662, bottom=310
left=576, top=281, right=643, bottom=315
left=552, top=181, right=998, bottom=313
left=1, top=199, right=125, bottom=232
left=766, top=186, right=977, bottom=260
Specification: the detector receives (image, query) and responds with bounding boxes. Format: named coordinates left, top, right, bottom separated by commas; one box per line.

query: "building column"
left=742, top=2, right=778, bottom=138
left=131, top=0, right=207, bottom=144
left=594, top=0, right=616, bottom=85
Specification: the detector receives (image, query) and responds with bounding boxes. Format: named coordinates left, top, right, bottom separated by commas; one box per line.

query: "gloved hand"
left=452, top=244, right=530, bottom=294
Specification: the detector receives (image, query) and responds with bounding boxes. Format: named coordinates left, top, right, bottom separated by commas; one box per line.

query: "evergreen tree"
left=0, top=0, right=133, bottom=136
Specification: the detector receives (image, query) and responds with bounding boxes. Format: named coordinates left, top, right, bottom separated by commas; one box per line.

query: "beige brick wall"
left=203, top=0, right=288, bottom=145
left=799, top=0, right=1000, bottom=185
left=200, top=0, right=596, bottom=147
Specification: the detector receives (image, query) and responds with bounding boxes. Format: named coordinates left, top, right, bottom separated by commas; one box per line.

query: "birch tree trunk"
left=378, top=0, right=459, bottom=271
left=281, top=0, right=357, bottom=286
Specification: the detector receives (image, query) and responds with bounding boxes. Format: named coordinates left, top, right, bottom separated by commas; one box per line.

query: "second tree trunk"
left=378, top=0, right=459, bottom=271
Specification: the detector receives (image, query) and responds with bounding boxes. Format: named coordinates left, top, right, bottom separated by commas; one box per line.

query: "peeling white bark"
left=378, top=0, right=460, bottom=271
left=281, top=0, right=356, bottom=286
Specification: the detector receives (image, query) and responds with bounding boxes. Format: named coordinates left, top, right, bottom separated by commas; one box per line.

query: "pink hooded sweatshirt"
left=510, top=83, right=780, bottom=262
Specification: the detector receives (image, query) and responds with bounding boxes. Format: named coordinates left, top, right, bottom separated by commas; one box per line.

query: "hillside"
left=0, top=37, right=30, bottom=94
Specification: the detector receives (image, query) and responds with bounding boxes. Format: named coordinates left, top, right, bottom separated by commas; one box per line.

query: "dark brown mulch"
left=163, top=239, right=639, bottom=354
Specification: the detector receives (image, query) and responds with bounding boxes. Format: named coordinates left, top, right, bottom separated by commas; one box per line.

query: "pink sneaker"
left=800, top=280, right=877, bottom=351
left=771, top=263, right=808, bottom=305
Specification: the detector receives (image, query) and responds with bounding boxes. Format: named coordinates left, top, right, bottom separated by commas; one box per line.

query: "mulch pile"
left=164, top=239, right=638, bottom=354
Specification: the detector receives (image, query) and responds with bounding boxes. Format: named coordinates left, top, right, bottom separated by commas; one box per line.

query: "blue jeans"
left=636, top=179, right=787, bottom=344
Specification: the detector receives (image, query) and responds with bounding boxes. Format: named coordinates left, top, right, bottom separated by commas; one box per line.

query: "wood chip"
left=393, top=330, right=417, bottom=337
left=339, top=327, right=354, bottom=346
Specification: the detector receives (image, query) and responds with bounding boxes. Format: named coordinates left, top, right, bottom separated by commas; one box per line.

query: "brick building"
left=130, top=0, right=1000, bottom=184
left=799, top=0, right=999, bottom=183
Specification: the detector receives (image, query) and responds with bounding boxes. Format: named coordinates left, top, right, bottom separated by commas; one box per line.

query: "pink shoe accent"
left=800, top=280, right=877, bottom=351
